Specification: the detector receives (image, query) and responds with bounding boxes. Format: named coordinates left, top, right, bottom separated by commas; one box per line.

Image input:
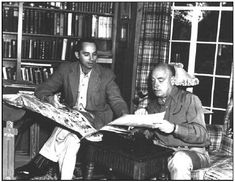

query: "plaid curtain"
left=134, top=2, right=171, bottom=108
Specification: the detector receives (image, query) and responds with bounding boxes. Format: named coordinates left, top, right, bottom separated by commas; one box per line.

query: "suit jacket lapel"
left=87, top=65, right=100, bottom=106
left=69, top=62, right=80, bottom=105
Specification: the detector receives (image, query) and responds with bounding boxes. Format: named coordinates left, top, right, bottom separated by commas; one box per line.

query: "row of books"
left=21, top=66, right=54, bottom=84
left=92, top=15, right=112, bottom=39
left=3, top=2, right=114, bottom=14
left=2, top=7, right=18, bottom=32
left=2, top=67, right=16, bottom=81
left=23, top=2, right=114, bottom=14
left=3, top=39, right=17, bottom=58
left=22, top=9, right=112, bottom=38
left=3, top=38, right=113, bottom=61
left=2, top=66, right=54, bottom=85
left=20, top=39, right=78, bottom=61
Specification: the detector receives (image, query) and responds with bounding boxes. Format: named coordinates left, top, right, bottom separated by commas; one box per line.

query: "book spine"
left=34, top=10, right=39, bottom=34
left=56, top=12, right=60, bottom=35
left=28, top=67, right=34, bottom=82
left=107, top=17, right=112, bottom=39
left=29, top=9, right=34, bottom=33
left=21, top=67, right=26, bottom=80
left=8, top=40, right=12, bottom=58
left=12, top=8, right=18, bottom=32
left=60, top=13, right=64, bottom=36
left=8, top=7, right=14, bottom=31
left=78, top=15, right=83, bottom=38
left=25, top=67, right=30, bottom=81
left=3, top=67, right=8, bottom=79
left=3, top=7, right=8, bottom=31
left=24, top=9, right=30, bottom=33
left=67, top=12, right=72, bottom=36
left=91, top=15, right=98, bottom=38
left=42, top=67, right=49, bottom=82
left=11, top=39, right=17, bottom=58
left=6, top=67, right=15, bottom=80
left=98, top=16, right=104, bottom=38
left=61, top=38, right=68, bottom=61
left=29, top=39, right=33, bottom=59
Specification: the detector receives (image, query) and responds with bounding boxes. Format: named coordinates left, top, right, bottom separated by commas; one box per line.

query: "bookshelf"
left=2, top=2, right=118, bottom=85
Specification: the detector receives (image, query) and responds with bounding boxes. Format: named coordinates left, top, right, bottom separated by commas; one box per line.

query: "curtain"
left=134, top=2, right=172, bottom=109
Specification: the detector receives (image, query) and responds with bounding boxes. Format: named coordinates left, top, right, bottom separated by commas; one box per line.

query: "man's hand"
left=47, top=95, right=65, bottom=108
left=134, top=108, right=148, bottom=115
left=152, top=120, right=175, bottom=134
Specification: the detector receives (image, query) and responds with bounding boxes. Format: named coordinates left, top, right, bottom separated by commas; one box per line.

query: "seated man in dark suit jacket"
left=16, top=38, right=129, bottom=180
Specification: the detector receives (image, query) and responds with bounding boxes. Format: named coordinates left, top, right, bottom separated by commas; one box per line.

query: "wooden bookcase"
left=2, top=2, right=119, bottom=84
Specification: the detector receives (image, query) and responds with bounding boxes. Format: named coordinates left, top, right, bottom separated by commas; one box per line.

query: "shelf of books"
left=2, top=2, right=118, bottom=85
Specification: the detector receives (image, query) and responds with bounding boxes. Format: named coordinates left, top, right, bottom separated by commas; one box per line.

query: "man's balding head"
left=151, top=62, right=175, bottom=98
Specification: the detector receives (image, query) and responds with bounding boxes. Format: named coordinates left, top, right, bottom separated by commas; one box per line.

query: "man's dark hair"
left=74, top=38, right=97, bottom=52
left=154, top=62, right=176, bottom=76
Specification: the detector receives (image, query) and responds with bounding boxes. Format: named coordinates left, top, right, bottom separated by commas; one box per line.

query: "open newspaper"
left=100, top=112, right=165, bottom=133
left=3, top=93, right=165, bottom=141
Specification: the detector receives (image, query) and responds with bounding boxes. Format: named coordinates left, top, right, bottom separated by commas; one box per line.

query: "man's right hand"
left=134, top=108, right=148, bottom=115
left=47, top=95, right=65, bottom=108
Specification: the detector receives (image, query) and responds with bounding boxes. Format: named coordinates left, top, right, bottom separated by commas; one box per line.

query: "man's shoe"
left=15, top=163, right=47, bottom=180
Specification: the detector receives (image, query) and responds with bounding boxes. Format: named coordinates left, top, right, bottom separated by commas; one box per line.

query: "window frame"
left=168, top=2, right=233, bottom=124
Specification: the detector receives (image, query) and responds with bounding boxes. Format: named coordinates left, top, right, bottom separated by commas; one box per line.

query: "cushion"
left=219, top=134, right=233, bottom=156
left=191, top=154, right=233, bottom=180
left=169, top=62, right=199, bottom=86
left=204, top=157, right=233, bottom=180
left=206, top=124, right=223, bottom=152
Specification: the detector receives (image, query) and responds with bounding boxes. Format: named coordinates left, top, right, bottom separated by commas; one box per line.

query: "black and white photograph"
left=2, top=1, right=233, bottom=180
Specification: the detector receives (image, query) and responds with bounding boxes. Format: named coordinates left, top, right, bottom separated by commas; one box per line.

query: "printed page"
left=101, top=112, right=165, bottom=132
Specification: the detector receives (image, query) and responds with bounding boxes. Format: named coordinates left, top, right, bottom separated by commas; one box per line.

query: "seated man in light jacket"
left=15, top=38, right=129, bottom=180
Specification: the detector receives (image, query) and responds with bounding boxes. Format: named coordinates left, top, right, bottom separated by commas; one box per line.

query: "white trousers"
left=39, top=127, right=80, bottom=180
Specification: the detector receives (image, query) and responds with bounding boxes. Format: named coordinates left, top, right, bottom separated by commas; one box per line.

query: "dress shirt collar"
left=79, top=65, right=92, bottom=78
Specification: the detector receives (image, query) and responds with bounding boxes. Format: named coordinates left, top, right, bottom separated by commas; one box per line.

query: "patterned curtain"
left=134, top=2, right=172, bottom=109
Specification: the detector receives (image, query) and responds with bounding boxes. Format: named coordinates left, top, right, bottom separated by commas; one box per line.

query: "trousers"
left=39, top=127, right=80, bottom=180
left=167, top=148, right=210, bottom=180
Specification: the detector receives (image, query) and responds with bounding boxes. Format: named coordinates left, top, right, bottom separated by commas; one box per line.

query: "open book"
left=3, top=93, right=165, bottom=142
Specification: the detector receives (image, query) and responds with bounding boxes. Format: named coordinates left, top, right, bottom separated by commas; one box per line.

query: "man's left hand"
left=152, top=120, right=175, bottom=134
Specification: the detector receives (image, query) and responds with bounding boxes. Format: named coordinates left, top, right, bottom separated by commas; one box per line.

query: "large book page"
left=3, top=93, right=101, bottom=141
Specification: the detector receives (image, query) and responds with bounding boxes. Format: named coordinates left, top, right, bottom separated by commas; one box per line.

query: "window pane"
left=222, top=2, right=233, bottom=6
left=195, top=44, right=215, bottom=74
left=171, top=42, right=190, bottom=69
left=174, top=2, right=196, bottom=6
left=175, top=2, right=221, bottom=7
left=193, top=76, right=212, bottom=106
left=216, top=45, right=233, bottom=75
left=219, top=11, right=233, bottom=42
left=197, top=11, right=219, bottom=42
left=206, top=2, right=221, bottom=6
left=212, top=110, right=226, bottom=125
left=172, top=11, right=191, bottom=40
left=214, top=78, right=229, bottom=108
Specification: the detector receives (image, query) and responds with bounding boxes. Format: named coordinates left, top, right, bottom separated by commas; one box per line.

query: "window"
left=169, top=2, right=233, bottom=124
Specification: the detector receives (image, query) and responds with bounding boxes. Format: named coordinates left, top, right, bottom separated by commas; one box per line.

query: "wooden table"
left=81, top=132, right=174, bottom=180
